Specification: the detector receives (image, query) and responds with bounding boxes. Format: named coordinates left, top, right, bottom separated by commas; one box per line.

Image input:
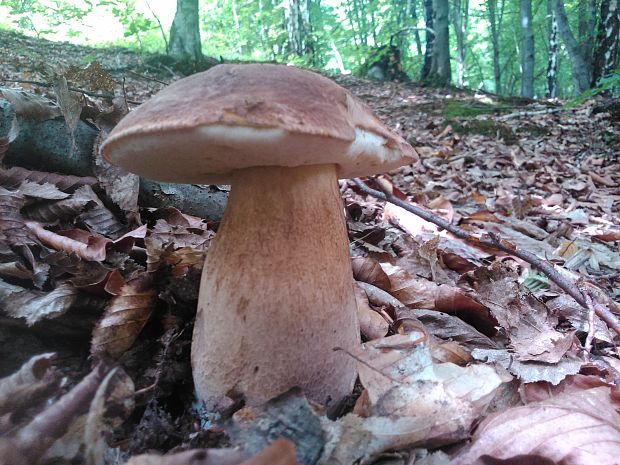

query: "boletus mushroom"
left=101, top=64, right=417, bottom=410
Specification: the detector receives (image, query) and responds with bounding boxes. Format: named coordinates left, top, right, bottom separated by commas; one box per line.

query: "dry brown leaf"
left=26, top=221, right=110, bottom=261
left=0, top=363, right=108, bottom=465
left=123, top=449, right=249, bottom=465
left=322, top=336, right=508, bottom=464
left=0, top=166, right=98, bottom=191
left=451, top=386, right=620, bottom=465
left=84, top=368, right=135, bottom=465
left=474, top=262, right=576, bottom=363
left=354, top=283, right=390, bottom=340
left=471, top=348, right=582, bottom=384
left=0, top=279, right=80, bottom=324
left=351, top=256, right=391, bottom=291
left=0, top=353, right=58, bottom=418
left=91, top=272, right=156, bottom=359
left=0, top=88, right=61, bottom=121
left=238, top=438, right=298, bottom=465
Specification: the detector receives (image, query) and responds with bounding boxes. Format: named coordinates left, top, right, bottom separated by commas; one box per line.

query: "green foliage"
left=0, top=0, right=614, bottom=98
left=567, top=69, right=620, bottom=106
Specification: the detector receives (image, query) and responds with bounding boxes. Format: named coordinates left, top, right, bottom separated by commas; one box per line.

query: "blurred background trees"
left=1, top=0, right=618, bottom=97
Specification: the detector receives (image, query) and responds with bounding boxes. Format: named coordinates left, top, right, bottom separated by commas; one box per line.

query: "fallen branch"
left=497, top=107, right=565, bottom=121
left=352, top=177, right=620, bottom=335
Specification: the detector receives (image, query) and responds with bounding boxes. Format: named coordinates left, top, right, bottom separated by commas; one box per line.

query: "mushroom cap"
left=101, top=64, right=418, bottom=183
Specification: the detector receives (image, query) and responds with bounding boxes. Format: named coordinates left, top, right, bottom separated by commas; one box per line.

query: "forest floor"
left=1, top=29, right=620, bottom=465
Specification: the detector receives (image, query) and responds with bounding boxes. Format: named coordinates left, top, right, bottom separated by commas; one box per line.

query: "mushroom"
left=101, top=64, right=417, bottom=410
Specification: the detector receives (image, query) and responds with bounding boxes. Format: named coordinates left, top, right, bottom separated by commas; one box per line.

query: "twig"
left=497, top=107, right=565, bottom=121
left=352, top=177, right=620, bottom=335
left=1, top=79, right=143, bottom=105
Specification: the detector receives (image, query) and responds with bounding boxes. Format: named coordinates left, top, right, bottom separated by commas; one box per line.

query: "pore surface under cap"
left=102, top=64, right=418, bottom=183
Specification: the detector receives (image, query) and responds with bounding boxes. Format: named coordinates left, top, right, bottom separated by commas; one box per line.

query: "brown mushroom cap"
left=101, top=64, right=418, bottom=183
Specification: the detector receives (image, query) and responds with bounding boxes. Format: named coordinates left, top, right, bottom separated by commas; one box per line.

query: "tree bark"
left=520, top=0, right=535, bottom=97
left=487, top=0, right=502, bottom=93
left=420, top=0, right=435, bottom=80
left=169, top=0, right=203, bottom=65
left=546, top=7, right=559, bottom=98
left=452, top=0, right=469, bottom=87
left=428, top=0, right=451, bottom=85
left=552, top=0, right=592, bottom=93
left=592, top=0, right=620, bottom=86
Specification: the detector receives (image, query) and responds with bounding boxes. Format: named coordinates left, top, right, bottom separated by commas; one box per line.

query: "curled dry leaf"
left=84, top=368, right=135, bottom=465
left=0, top=352, right=58, bottom=417
left=0, top=363, right=108, bottom=465
left=354, top=283, right=390, bottom=340
left=0, top=87, right=62, bottom=121
left=382, top=262, right=496, bottom=334
left=451, top=386, right=620, bottom=465
left=351, top=256, right=391, bottom=291
left=91, top=271, right=156, bottom=359
left=26, top=221, right=110, bottom=262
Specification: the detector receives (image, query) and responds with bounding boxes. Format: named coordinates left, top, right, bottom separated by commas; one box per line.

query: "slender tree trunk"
left=578, top=0, right=597, bottom=64
left=592, top=0, right=620, bottom=85
left=552, top=0, right=592, bottom=93
left=452, top=0, right=469, bottom=86
left=421, top=0, right=435, bottom=80
left=546, top=6, right=559, bottom=98
left=169, top=0, right=202, bottom=65
left=429, top=0, right=451, bottom=85
left=488, top=0, right=502, bottom=93
left=520, top=0, right=535, bottom=97
left=407, top=0, right=424, bottom=54
left=285, top=0, right=311, bottom=57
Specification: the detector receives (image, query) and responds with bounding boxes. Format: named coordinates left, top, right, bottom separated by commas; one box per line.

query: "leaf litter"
left=0, top=29, right=619, bottom=465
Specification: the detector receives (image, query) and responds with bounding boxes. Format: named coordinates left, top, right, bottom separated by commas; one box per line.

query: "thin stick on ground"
left=352, top=177, right=620, bottom=336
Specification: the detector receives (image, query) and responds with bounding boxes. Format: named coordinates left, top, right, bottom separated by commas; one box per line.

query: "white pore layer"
left=105, top=125, right=408, bottom=184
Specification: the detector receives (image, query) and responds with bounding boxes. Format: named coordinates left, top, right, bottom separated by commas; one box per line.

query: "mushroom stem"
left=192, top=164, right=359, bottom=409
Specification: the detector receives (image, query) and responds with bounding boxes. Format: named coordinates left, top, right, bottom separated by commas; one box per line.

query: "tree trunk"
left=552, top=0, right=592, bottom=93
left=452, top=0, right=469, bottom=87
left=546, top=7, right=559, bottom=98
left=407, top=0, right=424, bottom=55
left=592, top=0, right=620, bottom=86
left=284, top=0, right=312, bottom=57
left=420, top=0, right=435, bottom=80
left=428, top=0, right=451, bottom=85
left=520, top=0, right=535, bottom=97
left=169, top=0, right=203, bottom=65
left=578, top=0, right=597, bottom=64
left=488, top=0, right=502, bottom=93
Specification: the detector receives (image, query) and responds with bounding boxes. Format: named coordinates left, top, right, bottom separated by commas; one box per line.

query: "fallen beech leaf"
left=474, top=263, right=575, bottom=362
left=0, top=353, right=58, bottom=417
left=0, top=88, right=61, bottom=121
left=91, top=272, right=156, bottom=359
left=0, top=166, right=98, bottom=192
left=451, top=387, right=620, bottom=465
left=0, top=363, right=108, bottom=465
left=471, top=348, right=582, bottom=384
left=25, top=221, right=110, bottom=262
left=351, top=256, right=391, bottom=291
left=354, top=283, right=389, bottom=340
left=0, top=279, right=80, bottom=324
left=19, top=180, right=70, bottom=200
left=123, top=449, right=248, bottom=465
left=84, top=368, right=135, bottom=465
left=238, top=438, right=298, bottom=465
